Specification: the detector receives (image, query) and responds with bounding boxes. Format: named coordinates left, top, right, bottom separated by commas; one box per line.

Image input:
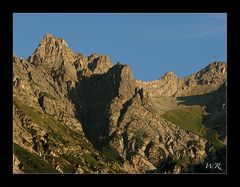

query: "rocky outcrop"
left=68, top=63, right=135, bottom=148
left=136, top=61, right=226, bottom=97
left=176, top=61, right=227, bottom=96
left=13, top=55, right=82, bottom=132
left=136, top=71, right=180, bottom=97
left=13, top=34, right=226, bottom=173
left=88, top=54, right=113, bottom=74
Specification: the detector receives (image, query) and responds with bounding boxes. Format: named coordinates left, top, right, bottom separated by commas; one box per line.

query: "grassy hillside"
left=162, top=105, right=224, bottom=150
left=163, top=106, right=207, bottom=137
left=13, top=97, right=125, bottom=173
left=14, top=97, right=83, bottom=145
left=14, top=143, right=59, bottom=173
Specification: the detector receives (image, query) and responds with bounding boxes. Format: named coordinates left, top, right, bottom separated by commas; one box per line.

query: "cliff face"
left=13, top=34, right=227, bottom=173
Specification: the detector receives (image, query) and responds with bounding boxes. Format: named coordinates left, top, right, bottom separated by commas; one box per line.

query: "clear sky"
left=13, top=13, right=227, bottom=81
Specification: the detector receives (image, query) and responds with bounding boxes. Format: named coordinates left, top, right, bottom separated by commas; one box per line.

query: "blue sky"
left=13, top=13, right=227, bottom=81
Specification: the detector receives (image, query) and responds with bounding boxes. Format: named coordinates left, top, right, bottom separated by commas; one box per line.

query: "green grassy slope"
left=162, top=106, right=224, bottom=150
left=13, top=97, right=125, bottom=173
left=14, top=143, right=59, bottom=173
left=163, top=106, right=207, bottom=137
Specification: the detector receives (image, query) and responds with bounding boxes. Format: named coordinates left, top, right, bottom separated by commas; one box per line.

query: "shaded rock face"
left=13, top=34, right=226, bottom=174
left=69, top=63, right=135, bottom=148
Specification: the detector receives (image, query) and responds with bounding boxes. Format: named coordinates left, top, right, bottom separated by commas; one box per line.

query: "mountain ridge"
left=13, top=34, right=227, bottom=173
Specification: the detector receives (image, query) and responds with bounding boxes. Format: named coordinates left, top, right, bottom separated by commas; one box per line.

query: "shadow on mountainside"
left=175, top=83, right=226, bottom=172
left=148, top=146, right=226, bottom=173
left=68, top=73, right=115, bottom=149
left=176, top=83, right=226, bottom=138
left=67, top=64, right=134, bottom=150
left=188, top=146, right=226, bottom=173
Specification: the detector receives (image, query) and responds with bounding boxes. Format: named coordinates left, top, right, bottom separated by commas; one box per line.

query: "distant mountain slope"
left=136, top=61, right=226, bottom=97
left=13, top=34, right=226, bottom=173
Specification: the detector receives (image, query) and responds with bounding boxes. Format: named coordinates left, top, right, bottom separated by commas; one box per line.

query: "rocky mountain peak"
left=173, top=61, right=227, bottom=97
left=40, top=33, right=69, bottom=48
left=88, top=54, right=113, bottom=74
left=25, top=34, right=80, bottom=90
left=35, top=33, right=69, bottom=56
left=106, top=63, right=135, bottom=99
left=136, top=70, right=179, bottom=97
left=161, top=71, right=177, bottom=81
left=27, top=33, right=75, bottom=67
left=88, top=52, right=100, bottom=61
left=195, top=61, right=226, bottom=79
left=42, top=33, right=54, bottom=41
left=209, top=61, right=226, bottom=68
left=109, top=63, right=134, bottom=84
left=165, top=71, right=174, bottom=76
left=208, top=61, right=226, bottom=73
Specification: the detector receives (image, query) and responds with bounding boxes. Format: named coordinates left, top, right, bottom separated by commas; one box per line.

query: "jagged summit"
left=209, top=61, right=226, bottom=67
left=41, top=33, right=68, bottom=47
left=195, top=61, right=226, bottom=77
left=44, top=33, right=53, bottom=38
left=205, top=61, right=226, bottom=74
left=191, top=61, right=226, bottom=84
left=88, top=52, right=100, bottom=60
left=165, top=71, right=174, bottom=76
left=161, top=71, right=177, bottom=80
left=42, top=33, right=54, bottom=41
left=27, top=34, right=116, bottom=78
left=28, top=33, right=73, bottom=63
left=34, top=33, right=70, bottom=55
left=88, top=54, right=113, bottom=74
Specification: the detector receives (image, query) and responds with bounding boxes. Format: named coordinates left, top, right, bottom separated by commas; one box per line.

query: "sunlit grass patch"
left=163, top=106, right=207, bottom=137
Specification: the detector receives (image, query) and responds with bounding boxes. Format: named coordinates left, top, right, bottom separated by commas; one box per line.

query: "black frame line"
left=0, top=0, right=240, bottom=187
